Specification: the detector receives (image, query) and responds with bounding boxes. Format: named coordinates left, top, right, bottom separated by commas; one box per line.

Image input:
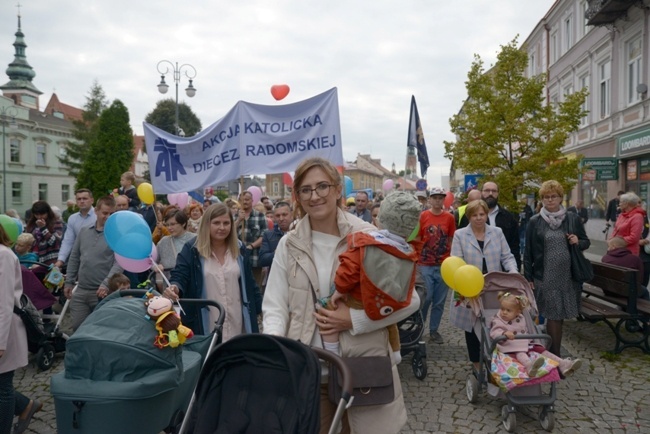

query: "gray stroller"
left=465, top=272, right=559, bottom=432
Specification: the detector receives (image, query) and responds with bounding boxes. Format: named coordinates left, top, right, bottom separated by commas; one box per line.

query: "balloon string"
left=155, top=258, right=185, bottom=316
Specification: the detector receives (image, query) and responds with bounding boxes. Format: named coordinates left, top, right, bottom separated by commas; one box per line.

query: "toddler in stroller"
left=490, top=291, right=583, bottom=377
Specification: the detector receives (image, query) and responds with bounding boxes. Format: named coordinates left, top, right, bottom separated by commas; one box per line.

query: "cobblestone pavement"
left=14, top=285, right=650, bottom=433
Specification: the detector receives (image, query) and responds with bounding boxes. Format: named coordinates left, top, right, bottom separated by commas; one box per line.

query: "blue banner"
left=144, top=88, right=343, bottom=194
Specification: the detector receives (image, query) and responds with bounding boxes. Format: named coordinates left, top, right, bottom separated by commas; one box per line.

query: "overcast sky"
left=0, top=0, right=556, bottom=187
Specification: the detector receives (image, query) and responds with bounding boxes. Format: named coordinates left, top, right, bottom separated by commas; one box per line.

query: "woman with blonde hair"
left=263, top=157, right=419, bottom=433
left=166, top=203, right=262, bottom=340
left=524, top=180, right=590, bottom=357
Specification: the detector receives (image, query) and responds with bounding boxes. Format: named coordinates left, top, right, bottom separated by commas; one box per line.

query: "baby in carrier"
left=490, top=291, right=583, bottom=377
left=319, top=191, right=421, bottom=364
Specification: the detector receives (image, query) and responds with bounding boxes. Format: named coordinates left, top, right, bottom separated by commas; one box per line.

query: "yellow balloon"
left=137, top=182, right=155, bottom=205
left=441, top=256, right=466, bottom=290
left=454, top=265, right=484, bottom=298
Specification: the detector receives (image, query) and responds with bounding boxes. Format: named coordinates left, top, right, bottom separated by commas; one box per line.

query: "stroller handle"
left=311, top=347, right=353, bottom=398
left=489, top=333, right=553, bottom=354
left=117, top=290, right=226, bottom=331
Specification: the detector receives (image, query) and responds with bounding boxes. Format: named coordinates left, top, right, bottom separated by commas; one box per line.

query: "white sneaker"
left=527, top=356, right=545, bottom=377
left=559, top=358, right=582, bottom=377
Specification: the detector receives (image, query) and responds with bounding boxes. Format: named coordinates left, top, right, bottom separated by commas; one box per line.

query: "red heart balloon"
left=271, top=84, right=290, bottom=101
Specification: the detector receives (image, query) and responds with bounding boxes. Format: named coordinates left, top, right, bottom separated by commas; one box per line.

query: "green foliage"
left=76, top=100, right=134, bottom=199
left=215, top=190, right=229, bottom=202
left=59, top=80, right=109, bottom=178
left=444, top=38, right=588, bottom=211
left=145, top=99, right=202, bottom=138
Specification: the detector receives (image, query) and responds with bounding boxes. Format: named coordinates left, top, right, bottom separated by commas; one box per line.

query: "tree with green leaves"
left=76, top=100, right=134, bottom=198
left=145, top=99, right=202, bottom=137
left=59, top=80, right=109, bottom=178
left=444, top=38, right=588, bottom=211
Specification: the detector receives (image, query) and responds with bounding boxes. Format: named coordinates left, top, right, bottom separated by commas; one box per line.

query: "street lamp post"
left=0, top=106, right=18, bottom=213
left=156, top=60, right=197, bottom=136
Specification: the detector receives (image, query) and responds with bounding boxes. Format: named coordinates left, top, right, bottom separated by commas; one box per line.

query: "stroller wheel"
left=466, top=374, right=479, bottom=403
left=36, top=343, right=55, bottom=371
left=411, top=354, right=427, bottom=380
left=501, top=405, right=516, bottom=432
left=539, top=406, right=555, bottom=432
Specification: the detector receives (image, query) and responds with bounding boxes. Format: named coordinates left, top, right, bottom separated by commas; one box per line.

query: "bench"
left=579, top=261, right=650, bottom=354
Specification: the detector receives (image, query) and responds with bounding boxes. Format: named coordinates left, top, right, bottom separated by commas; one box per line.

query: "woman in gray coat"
left=0, top=225, right=40, bottom=433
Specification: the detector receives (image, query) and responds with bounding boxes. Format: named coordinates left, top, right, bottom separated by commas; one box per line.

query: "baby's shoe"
left=526, top=356, right=545, bottom=377
left=558, top=358, right=582, bottom=377
left=391, top=351, right=402, bottom=365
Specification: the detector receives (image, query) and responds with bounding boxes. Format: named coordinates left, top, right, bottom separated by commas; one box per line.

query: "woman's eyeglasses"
left=542, top=195, right=561, bottom=201
left=297, top=183, right=335, bottom=200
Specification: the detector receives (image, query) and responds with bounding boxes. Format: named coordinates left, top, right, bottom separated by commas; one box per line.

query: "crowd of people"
left=3, top=160, right=650, bottom=433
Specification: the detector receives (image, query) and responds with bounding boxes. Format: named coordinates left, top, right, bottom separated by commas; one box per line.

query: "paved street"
left=12, top=219, right=650, bottom=433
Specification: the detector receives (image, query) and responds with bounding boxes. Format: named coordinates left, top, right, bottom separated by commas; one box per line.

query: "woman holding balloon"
left=448, top=200, right=518, bottom=370
left=166, top=203, right=262, bottom=340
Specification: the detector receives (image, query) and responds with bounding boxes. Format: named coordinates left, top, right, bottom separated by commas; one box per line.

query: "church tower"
left=405, top=144, right=417, bottom=179
left=0, top=13, right=42, bottom=110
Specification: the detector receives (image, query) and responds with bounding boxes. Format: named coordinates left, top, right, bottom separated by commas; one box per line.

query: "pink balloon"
left=115, top=253, right=154, bottom=273
left=115, top=242, right=156, bottom=273
left=167, top=193, right=178, bottom=206
left=382, top=179, right=394, bottom=192
left=176, top=192, right=189, bottom=209
left=247, top=186, right=262, bottom=205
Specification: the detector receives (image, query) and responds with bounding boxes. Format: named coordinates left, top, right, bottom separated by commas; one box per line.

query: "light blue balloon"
left=104, top=211, right=153, bottom=260
left=12, top=218, right=23, bottom=234
left=344, top=176, right=353, bottom=196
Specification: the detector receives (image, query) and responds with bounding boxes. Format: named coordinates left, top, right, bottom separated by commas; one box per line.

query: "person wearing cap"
left=418, top=187, right=456, bottom=344
left=346, top=197, right=356, bottom=212
left=350, top=191, right=373, bottom=223
left=454, top=189, right=482, bottom=226
left=415, top=191, right=429, bottom=210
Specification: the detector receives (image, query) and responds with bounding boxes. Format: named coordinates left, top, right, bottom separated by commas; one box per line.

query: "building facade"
left=525, top=0, right=650, bottom=214
left=0, top=15, right=78, bottom=216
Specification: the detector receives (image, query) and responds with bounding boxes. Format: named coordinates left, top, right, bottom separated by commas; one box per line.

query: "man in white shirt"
left=54, top=188, right=96, bottom=269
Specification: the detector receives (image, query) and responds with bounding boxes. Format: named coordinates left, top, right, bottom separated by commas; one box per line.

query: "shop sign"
left=618, top=127, right=650, bottom=157
left=581, top=158, right=618, bottom=181
left=628, top=160, right=638, bottom=181
left=640, top=158, right=650, bottom=181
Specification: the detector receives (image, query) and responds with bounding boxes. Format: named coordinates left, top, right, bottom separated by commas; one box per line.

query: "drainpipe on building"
left=544, top=21, right=550, bottom=105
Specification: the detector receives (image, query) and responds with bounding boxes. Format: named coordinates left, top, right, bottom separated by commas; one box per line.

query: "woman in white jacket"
left=0, top=225, right=41, bottom=433
left=263, top=157, right=419, bottom=434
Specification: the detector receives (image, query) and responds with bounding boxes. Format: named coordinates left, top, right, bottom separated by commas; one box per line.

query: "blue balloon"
left=344, top=176, right=353, bottom=197
left=104, top=211, right=153, bottom=260
left=12, top=218, right=23, bottom=234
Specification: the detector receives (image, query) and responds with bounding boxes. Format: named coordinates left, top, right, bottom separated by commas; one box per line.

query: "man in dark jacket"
left=459, top=181, right=520, bottom=269
left=602, top=236, right=650, bottom=299
left=605, top=191, right=625, bottom=225
left=567, top=200, right=589, bottom=225
left=259, top=201, right=293, bottom=270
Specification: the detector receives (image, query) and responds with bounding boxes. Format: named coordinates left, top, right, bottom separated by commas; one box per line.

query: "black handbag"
left=567, top=215, right=594, bottom=283
left=328, top=356, right=394, bottom=407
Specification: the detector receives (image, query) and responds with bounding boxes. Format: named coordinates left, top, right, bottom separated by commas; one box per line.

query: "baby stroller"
left=398, top=283, right=427, bottom=380
left=181, top=334, right=353, bottom=434
left=50, top=290, right=224, bottom=434
left=17, top=263, right=68, bottom=370
left=466, top=272, right=559, bottom=432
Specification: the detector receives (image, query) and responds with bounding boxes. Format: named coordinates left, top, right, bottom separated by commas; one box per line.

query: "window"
left=550, top=94, right=559, bottom=112
left=38, top=183, right=47, bottom=201
left=11, top=182, right=21, bottom=203
left=627, top=37, right=642, bottom=104
left=273, top=181, right=279, bottom=194
left=581, top=1, right=590, bottom=37
left=551, top=32, right=559, bottom=63
left=599, top=60, right=611, bottom=118
left=564, top=16, right=573, bottom=53
left=9, top=138, right=20, bottom=163
left=579, top=74, right=590, bottom=126
left=62, top=184, right=70, bottom=203
left=529, top=53, right=536, bottom=76
left=36, top=143, right=46, bottom=166
left=564, top=84, right=574, bottom=99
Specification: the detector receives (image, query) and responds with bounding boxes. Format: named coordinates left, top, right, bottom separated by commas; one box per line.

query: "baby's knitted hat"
left=377, top=191, right=421, bottom=238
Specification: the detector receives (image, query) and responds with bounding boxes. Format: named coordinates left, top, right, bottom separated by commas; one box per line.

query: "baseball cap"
left=429, top=187, right=446, bottom=197
left=346, top=197, right=355, bottom=205
left=415, top=191, right=427, bottom=199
